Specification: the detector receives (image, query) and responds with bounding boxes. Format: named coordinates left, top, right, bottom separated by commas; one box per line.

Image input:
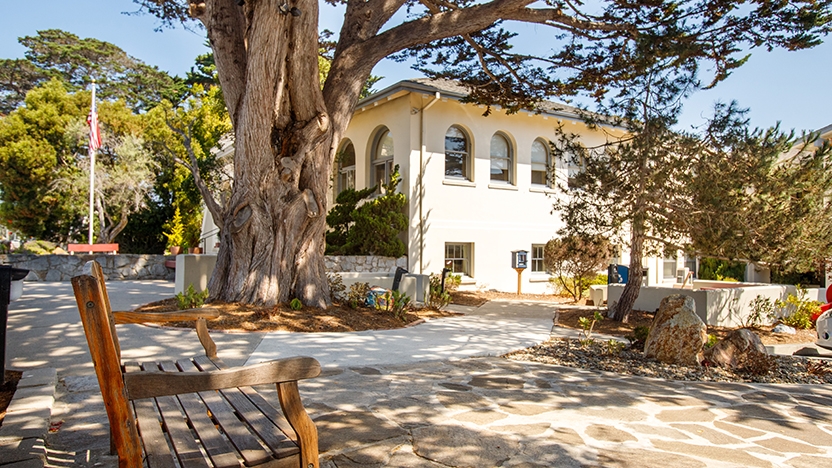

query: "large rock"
left=704, top=328, right=768, bottom=369
left=644, top=294, right=707, bottom=366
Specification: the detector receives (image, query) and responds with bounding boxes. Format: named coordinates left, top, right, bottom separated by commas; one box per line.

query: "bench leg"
left=277, top=381, right=318, bottom=468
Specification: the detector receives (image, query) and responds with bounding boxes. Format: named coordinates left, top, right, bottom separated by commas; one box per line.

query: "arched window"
left=490, top=133, right=513, bottom=183
left=336, top=140, right=355, bottom=194
left=531, top=139, right=550, bottom=187
left=445, top=126, right=470, bottom=180
left=372, top=128, right=394, bottom=188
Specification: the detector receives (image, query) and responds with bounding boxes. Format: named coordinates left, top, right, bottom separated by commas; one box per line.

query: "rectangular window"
left=531, top=244, right=546, bottom=273
left=445, top=243, right=472, bottom=276
left=663, top=256, right=677, bottom=279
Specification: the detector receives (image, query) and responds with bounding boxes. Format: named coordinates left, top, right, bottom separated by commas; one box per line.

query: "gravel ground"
left=505, top=337, right=832, bottom=385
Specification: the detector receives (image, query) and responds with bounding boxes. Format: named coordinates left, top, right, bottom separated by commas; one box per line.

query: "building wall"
left=341, top=91, right=610, bottom=293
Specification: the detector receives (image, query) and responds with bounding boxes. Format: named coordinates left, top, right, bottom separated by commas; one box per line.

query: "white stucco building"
left=331, top=79, right=616, bottom=293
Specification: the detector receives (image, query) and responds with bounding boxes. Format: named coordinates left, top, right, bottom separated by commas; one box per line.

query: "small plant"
left=776, top=285, right=820, bottom=330
left=445, top=274, right=462, bottom=292
left=626, top=325, right=650, bottom=349
left=744, top=295, right=776, bottom=328
left=705, top=333, right=719, bottom=349
left=384, top=290, right=412, bottom=320
left=577, top=310, right=604, bottom=346
left=347, top=282, right=371, bottom=309
left=289, top=298, right=303, bottom=311
left=175, top=284, right=209, bottom=310
left=604, top=339, right=625, bottom=355
left=428, top=273, right=452, bottom=308
left=327, top=272, right=346, bottom=302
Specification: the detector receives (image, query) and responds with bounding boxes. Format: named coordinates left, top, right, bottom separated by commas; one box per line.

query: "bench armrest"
left=123, top=356, right=321, bottom=400
left=113, top=307, right=220, bottom=324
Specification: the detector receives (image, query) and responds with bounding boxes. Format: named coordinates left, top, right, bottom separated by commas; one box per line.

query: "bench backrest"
left=71, top=261, right=143, bottom=466
left=67, top=243, right=119, bottom=254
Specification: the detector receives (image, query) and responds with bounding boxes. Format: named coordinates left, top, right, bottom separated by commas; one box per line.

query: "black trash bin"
left=1, top=265, right=28, bottom=383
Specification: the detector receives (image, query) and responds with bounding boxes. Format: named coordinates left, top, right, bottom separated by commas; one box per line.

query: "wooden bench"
left=71, top=260, right=321, bottom=468
left=68, top=243, right=119, bottom=254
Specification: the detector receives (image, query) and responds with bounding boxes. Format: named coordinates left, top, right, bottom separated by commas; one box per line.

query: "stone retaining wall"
left=324, top=255, right=408, bottom=273
left=1, top=254, right=407, bottom=281
left=0, top=254, right=175, bottom=281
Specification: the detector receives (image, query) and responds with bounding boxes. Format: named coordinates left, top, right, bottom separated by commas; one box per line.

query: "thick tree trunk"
left=613, top=220, right=645, bottom=323
left=200, top=0, right=341, bottom=307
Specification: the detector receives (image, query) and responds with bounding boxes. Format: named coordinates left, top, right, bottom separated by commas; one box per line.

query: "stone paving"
left=298, top=357, right=832, bottom=468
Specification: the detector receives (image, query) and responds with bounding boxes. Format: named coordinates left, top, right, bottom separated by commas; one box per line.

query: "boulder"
left=704, top=328, right=768, bottom=369
left=644, top=294, right=707, bottom=366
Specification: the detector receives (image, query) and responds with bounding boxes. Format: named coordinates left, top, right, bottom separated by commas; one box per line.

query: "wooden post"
left=515, top=268, right=524, bottom=295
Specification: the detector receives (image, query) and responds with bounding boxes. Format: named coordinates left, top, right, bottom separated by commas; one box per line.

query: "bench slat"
left=126, top=362, right=178, bottom=468
left=192, top=356, right=300, bottom=458
left=158, top=362, right=242, bottom=468
left=155, top=395, right=211, bottom=468
left=176, top=359, right=273, bottom=467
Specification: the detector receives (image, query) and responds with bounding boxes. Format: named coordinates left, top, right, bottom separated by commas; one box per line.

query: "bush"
left=347, top=282, right=370, bottom=309
left=428, top=274, right=451, bottom=308
left=382, top=290, right=412, bottom=321
left=698, top=257, right=745, bottom=282
left=744, top=295, right=776, bottom=328
left=175, top=284, right=209, bottom=310
left=17, top=240, right=58, bottom=255
left=544, top=235, right=611, bottom=302
left=327, top=272, right=346, bottom=302
left=776, top=285, right=820, bottom=330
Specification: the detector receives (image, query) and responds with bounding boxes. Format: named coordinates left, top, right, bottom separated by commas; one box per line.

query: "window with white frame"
left=445, top=125, right=470, bottom=180
left=335, top=140, right=356, bottom=195
left=663, top=255, right=677, bottom=280
left=684, top=254, right=697, bottom=278
left=531, top=244, right=546, bottom=273
left=531, top=139, right=550, bottom=187
left=372, top=128, right=394, bottom=189
left=445, top=243, right=472, bottom=276
left=566, top=151, right=585, bottom=188
left=490, top=133, right=513, bottom=183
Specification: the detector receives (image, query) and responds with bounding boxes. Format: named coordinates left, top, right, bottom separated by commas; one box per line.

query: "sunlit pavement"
left=4, top=283, right=832, bottom=467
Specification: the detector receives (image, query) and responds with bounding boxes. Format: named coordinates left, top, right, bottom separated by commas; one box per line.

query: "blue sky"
left=2, top=0, right=829, bottom=134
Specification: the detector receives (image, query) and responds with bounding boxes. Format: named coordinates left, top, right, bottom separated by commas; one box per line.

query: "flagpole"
left=88, top=81, right=96, bottom=245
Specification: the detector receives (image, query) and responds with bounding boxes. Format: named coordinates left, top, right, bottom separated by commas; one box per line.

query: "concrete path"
left=3, top=283, right=832, bottom=467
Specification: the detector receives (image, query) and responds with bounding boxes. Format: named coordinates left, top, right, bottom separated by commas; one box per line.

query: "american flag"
left=87, top=100, right=101, bottom=152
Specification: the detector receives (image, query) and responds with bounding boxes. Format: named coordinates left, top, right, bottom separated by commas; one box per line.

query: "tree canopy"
left=0, top=29, right=184, bottom=114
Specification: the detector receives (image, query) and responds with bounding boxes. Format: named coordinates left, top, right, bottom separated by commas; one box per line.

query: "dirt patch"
left=129, top=298, right=460, bottom=333
left=0, top=370, right=22, bottom=427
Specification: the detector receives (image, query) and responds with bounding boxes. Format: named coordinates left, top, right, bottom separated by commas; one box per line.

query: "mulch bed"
left=130, top=298, right=460, bottom=333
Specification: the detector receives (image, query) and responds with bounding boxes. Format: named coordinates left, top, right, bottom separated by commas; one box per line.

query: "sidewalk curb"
left=0, top=368, right=58, bottom=467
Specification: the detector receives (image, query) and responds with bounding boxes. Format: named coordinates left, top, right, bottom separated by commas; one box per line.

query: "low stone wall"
left=1, top=254, right=407, bottom=282
left=0, top=254, right=174, bottom=281
left=324, top=255, right=408, bottom=273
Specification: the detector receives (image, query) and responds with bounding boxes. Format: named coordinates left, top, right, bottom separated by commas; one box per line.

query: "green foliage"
left=326, top=272, right=346, bottom=303
left=578, top=310, right=604, bottom=346
left=325, top=186, right=375, bottom=254
left=175, top=284, right=209, bottom=310
left=698, top=258, right=745, bottom=282
left=163, top=207, right=185, bottom=249
left=347, top=282, right=370, bottom=309
left=0, top=29, right=184, bottom=113
left=544, top=235, right=611, bottom=302
left=745, top=295, right=776, bottom=328
left=17, top=240, right=58, bottom=255
left=770, top=267, right=824, bottom=287
left=604, top=339, right=625, bottom=355
left=428, top=273, right=452, bottom=309
left=327, top=166, right=408, bottom=257
left=777, top=286, right=820, bottom=330
left=289, top=298, right=303, bottom=311
left=626, top=326, right=650, bottom=349
left=382, top=290, right=412, bottom=321
left=705, top=334, right=719, bottom=349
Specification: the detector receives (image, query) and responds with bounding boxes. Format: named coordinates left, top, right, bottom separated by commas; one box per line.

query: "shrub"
left=744, top=295, right=776, bottom=328
left=626, top=325, right=650, bottom=349
left=289, top=298, right=303, bottom=310
left=698, top=257, right=745, bottom=282
left=347, top=282, right=370, bottom=309
left=428, top=274, right=451, bottom=308
left=17, top=240, right=58, bottom=255
left=175, top=284, right=209, bottom=310
left=544, top=235, right=611, bottom=302
left=163, top=206, right=185, bottom=250
left=776, top=285, right=820, bottom=329
left=326, top=272, right=346, bottom=302
left=578, top=310, right=604, bottom=346
left=383, top=290, right=412, bottom=321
